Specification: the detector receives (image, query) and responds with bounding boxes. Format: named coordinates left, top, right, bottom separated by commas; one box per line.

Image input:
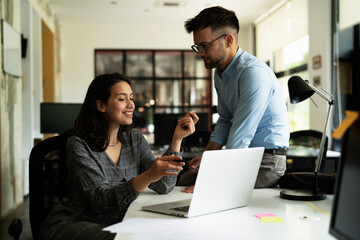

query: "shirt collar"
left=216, top=47, right=243, bottom=80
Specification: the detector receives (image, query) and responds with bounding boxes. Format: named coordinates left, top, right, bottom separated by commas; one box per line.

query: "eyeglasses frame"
left=191, top=34, right=227, bottom=53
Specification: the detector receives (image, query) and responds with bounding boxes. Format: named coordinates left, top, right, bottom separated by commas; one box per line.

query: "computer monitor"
left=329, top=113, right=360, bottom=240
left=154, top=113, right=209, bottom=146
left=41, top=103, right=82, bottom=134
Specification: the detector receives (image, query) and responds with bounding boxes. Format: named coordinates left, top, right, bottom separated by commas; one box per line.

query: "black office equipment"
left=330, top=113, right=360, bottom=240
left=40, top=103, right=82, bottom=134
left=153, top=113, right=209, bottom=146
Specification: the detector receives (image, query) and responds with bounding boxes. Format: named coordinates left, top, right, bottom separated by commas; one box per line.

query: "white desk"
left=106, top=187, right=335, bottom=240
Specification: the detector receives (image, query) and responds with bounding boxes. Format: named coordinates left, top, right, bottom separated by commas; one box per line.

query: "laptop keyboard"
left=170, top=205, right=190, bottom=212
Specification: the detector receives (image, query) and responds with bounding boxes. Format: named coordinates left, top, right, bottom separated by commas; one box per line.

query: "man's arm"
left=205, top=141, right=222, bottom=151
left=226, top=67, right=272, bottom=148
left=187, top=141, right=222, bottom=172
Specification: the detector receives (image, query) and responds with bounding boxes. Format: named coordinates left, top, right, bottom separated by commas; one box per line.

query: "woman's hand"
left=171, top=112, right=199, bottom=150
left=175, top=112, right=199, bottom=139
left=146, top=155, right=185, bottom=183
left=133, top=155, right=185, bottom=192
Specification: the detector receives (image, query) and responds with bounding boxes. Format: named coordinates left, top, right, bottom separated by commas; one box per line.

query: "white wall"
left=0, top=0, right=23, bottom=216
left=60, top=23, right=191, bottom=102
left=308, top=0, right=332, bottom=133
left=239, top=25, right=255, bottom=54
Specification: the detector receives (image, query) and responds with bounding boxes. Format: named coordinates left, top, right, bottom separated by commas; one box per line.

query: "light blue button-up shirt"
left=210, top=47, right=289, bottom=149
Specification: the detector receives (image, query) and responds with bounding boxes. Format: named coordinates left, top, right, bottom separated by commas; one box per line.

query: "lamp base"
left=280, top=189, right=327, bottom=201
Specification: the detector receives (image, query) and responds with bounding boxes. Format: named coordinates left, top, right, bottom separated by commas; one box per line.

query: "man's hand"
left=188, top=155, right=202, bottom=174
left=181, top=185, right=195, bottom=193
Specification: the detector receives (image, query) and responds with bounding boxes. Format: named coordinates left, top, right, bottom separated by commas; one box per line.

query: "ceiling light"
left=153, top=0, right=187, bottom=8
left=163, top=2, right=180, bottom=7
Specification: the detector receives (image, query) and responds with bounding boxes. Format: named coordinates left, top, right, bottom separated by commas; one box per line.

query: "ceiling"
left=47, top=0, right=283, bottom=28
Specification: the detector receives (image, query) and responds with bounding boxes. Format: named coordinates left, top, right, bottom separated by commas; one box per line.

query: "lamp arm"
left=306, top=82, right=334, bottom=104
left=314, top=102, right=333, bottom=173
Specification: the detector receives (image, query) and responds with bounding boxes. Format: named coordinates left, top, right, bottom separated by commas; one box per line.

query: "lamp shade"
left=288, top=76, right=315, bottom=104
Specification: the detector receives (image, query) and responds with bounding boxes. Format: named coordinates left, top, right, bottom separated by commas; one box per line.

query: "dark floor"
left=0, top=197, right=33, bottom=240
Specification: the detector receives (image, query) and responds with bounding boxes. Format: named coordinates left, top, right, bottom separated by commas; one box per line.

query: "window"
left=273, top=36, right=310, bottom=132
left=95, top=49, right=212, bottom=141
left=254, top=0, right=309, bottom=133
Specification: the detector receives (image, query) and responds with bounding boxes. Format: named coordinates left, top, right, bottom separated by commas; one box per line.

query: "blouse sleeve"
left=137, top=133, right=179, bottom=194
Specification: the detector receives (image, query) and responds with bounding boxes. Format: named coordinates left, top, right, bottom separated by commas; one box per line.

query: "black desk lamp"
left=280, top=76, right=334, bottom=200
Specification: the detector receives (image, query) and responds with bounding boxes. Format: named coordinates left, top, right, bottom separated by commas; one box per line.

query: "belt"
left=264, top=148, right=287, bottom=155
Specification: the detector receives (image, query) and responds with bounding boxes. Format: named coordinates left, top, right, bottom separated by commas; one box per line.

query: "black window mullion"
left=123, top=50, right=127, bottom=75
left=152, top=50, right=156, bottom=113
left=181, top=51, right=185, bottom=112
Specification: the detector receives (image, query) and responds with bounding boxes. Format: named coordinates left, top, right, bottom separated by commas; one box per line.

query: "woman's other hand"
left=147, top=155, right=185, bottom=182
left=173, top=112, right=199, bottom=141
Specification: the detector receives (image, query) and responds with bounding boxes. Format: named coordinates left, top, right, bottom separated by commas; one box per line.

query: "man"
left=179, top=6, right=289, bottom=193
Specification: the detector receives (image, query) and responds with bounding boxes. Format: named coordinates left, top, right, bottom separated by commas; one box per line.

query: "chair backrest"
left=288, top=130, right=328, bottom=172
left=29, top=130, right=73, bottom=240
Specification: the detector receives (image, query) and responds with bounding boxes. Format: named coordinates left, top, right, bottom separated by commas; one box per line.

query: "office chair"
left=279, top=130, right=337, bottom=194
left=30, top=130, right=73, bottom=239
left=8, top=130, right=73, bottom=240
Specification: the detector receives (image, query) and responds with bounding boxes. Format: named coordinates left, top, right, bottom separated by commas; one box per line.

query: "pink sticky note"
left=254, top=213, right=278, bottom=219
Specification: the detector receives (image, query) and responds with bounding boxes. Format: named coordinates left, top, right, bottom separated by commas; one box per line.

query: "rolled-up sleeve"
left=139, top=139, right=179, bottom=194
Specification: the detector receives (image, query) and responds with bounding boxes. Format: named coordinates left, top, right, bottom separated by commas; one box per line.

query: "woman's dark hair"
left=184, top=6, right=239, bottom=34
left=75, top=72, right=134, bottom=151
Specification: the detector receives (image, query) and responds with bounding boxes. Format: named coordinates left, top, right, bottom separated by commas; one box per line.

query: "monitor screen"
left=41, top=103, right=82, bottom=134
left=330, top=114, right=360, bottom=240
left=154, top=113, right=209, bottom=146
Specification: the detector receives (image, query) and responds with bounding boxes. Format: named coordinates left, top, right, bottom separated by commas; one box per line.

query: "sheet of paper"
left=107, top=217, right=241, bottom=240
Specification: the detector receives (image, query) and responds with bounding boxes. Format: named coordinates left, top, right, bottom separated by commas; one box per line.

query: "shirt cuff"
left=163, top=147, right=184, bottom=156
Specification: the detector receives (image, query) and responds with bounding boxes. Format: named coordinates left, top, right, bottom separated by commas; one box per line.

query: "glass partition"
left=95, top=49, right=212, bottom=137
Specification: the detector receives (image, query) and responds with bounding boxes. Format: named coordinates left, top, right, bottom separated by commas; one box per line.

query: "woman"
left=39, top=73, right=198, bottom=240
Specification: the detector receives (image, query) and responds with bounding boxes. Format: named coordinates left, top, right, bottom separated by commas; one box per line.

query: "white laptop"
left=142, top=147, right=264, bottom=218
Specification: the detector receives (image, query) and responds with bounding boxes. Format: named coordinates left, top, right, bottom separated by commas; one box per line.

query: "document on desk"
left=104, top=217, right=242, bottom=240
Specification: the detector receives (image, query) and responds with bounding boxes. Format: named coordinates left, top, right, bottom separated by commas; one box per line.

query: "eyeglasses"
left=191, top=34, right=227, bottom=53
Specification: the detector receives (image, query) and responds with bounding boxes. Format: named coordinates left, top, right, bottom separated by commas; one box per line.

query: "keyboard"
left=170, top=205, right=190, bottom=212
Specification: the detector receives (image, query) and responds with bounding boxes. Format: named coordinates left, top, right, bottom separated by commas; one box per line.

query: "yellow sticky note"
left=260, top=217, right=284, bottom=223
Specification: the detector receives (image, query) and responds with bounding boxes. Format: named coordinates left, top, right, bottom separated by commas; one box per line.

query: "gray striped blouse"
left=39, top=128, right=180, bottom=240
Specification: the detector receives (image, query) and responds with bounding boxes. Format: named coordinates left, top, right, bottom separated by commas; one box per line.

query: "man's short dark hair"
left=184, top=6, right=239, bottom=34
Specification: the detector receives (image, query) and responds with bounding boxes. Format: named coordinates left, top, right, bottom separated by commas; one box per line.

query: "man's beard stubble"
left=202, top=48, right=225, bottom=69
